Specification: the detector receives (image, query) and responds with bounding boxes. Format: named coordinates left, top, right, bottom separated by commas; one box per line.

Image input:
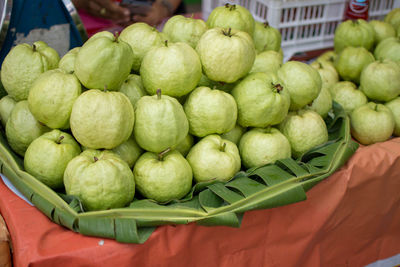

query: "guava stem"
left=229, top=4, right=236, bottom=11
left=158, top=147, right=171, bottom=161
left=318, top=62, right=323, bottom=69
left=56, top=136, right=64, bottom=144
left=103, top=85, right=107, bottom=92
left=264, top=21, right=270, bottom=28
left=69, top=70, right=74, bottom=75
left=374, top=104, right=378, bottom=111
left=32, top=44, right=37, bottom=52
left=351, top=19, right=358, bottom=25
left=94, top=157, right=99, bottom=162
left=223, top=28, right=232, bottom=37
left=165, top=40, right=168, bottom=47
left=114, top=32, right=120, bottom=42
left=225, top=3, right=230, bottom=8
left=220, top=142, right=226, bottom=152
left=274, top=84, right=283, bottom=93
left=212, top=85, right=217, bottom=90
left=156, top=89, right=162, bottom=99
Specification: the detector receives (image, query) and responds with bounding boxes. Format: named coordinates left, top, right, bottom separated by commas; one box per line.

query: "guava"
left=249, top=50, right=282, bottom=75
left=359, top=59, right=400, bottom=102
left=306, top=86, right=332, bottom=118
left=33, top=41, right=60, bottom=69
left=332, top=83, right=367, bottom=114
left=120, top=22, right=167, bottom=72
left=24, top=130, right=81, bottom=189
left=186, top=134, right=241, bottom=182
left=277, top=61, right=322, bottom=111
left=232, top=72, right=290, bottom=127
left=317, top=50, right=337, bottom=66
left=335, top=46, right=374, bottom=84
left=350, top=102, right=394, bottom=145
left=197, top=73, right=236, bottom=92
left=239, top=127, right=291, bottom=169
left=28, top=69, right=82, bottom=129
left=64, top=149, right=135, bottom=211
left=369, top=20, right=396, bottom=45
left=119, top=74, right=147, bottom=109
left=206, top=3, right=255, bottom=37
left=220, top=124, right=246, bottom=145
left=196, top=27, right=256, bottom=83
left=385, top=97, right=400, bottom=136
left=111, top=133, right=143, bottom=168
left=162, top=15, right=208, bottom=49
left=334, top=19, right=375, bottom=53
left=1, top=42, right=58, bottom=101
left=140, top=41, right=202, bottom=97
left=253, top=21, right=281, bottom=53
left=133, top=149, right=193, bottom=203
left=385, top=8, right=400, bottom=29
left=310, top=59, right=339, bottom=90
left=175, top=134, right=194, bottom=157
left=134, top=90, right=188, bottom=153
left=75, top=31, right=133, bottom=91
left=0, top=96, right=16, bottom=127
left=70, top=89, right=134, bottom=149
left=374, top=37, right=400, bottom=65
left=6, top=101, right=50, bottom=156
left=184, top=86, right=237, bottom=137
left=279, top=109, right=328, bottom=158
left=58, top=47, right=80, bottom=73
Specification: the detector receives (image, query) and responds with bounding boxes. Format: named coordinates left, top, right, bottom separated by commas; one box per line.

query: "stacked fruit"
left=0, top=4, right=398, bottom=212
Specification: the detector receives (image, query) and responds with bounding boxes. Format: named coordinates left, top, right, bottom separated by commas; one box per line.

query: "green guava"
left=111, top=133, right=143, bottom=168
left=70, top=89, right=134, bottom=149
left=374, top=37, right=400, bottom=65
left=369, top=20, right=396, bottom=45
left=253, top=21, right=281, bottom=53
left=58, top=47, right=80, bottom=73
left=140, top=41, right=202, bottom=97
left=64, top=149, right=135, bottom=211
left=249, top=50, right=282, bottom=75
left=385, top=8, right=400, bottom=29
left=385, top=97, right=400, bottom=136
left=220, top=124, right=246, bottom=145
left=28, top=69, right=82, bottom=129
left=0, top=95, right=16, bottom=127
left=334, top=19, right=375, bottom=53
left=332, top=83, right=367, bottom=114
left=175, top=134, right=194, bottom=157
left=119, top=74, right=147, bottom=109
left=24, top=129, right=81, bottom=189
left=134, top=90, right=188, bottom=153
left=184, top=86, right=237, bottom=137
left=133, top=149, right=193, bottom=203
left=306, top=86, right=332, bottom=118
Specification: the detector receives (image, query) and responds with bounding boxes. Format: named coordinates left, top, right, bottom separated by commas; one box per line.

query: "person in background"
left=72, top=0, right=185, bottom=27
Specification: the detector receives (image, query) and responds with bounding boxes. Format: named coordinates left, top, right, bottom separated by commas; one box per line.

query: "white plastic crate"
left=202, top=0, right=400, bottom=61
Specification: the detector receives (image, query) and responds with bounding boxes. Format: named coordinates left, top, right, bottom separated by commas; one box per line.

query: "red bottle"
left=343, top=0, right=369, bottom=20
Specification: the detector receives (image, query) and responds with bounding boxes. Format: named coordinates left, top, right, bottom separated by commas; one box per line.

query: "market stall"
left=0, top=137, right=400, bottom=266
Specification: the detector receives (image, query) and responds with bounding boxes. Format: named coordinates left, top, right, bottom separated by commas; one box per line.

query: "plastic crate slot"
left=281, top=7, right=298, bottom=23
left=324, top=21, right=339, bottom=36
left=239, top=0, right=251, bottom=9
left=281, top=27, right=296, bottom=41
left=255, top=1, right=268, bottom=21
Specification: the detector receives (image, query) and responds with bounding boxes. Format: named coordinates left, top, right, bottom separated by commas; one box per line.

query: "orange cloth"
left=1, top=138, right=400, bottom=267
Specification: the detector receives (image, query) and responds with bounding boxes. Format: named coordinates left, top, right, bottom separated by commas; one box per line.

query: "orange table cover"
left=0, top=138, right=400, bottom=267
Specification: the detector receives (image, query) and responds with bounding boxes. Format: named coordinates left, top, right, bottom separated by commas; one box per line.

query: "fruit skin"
left=64, top=149, right=135, bottom=211
left=249, top=50, right=283, bottom=75
left=0, top=96, right=16, bottom=127
left=220, top=124, right=246, bottom=145
left=310, top=59, right=339, bottom=90
left=385, top=97, right=400, bottom=136
left=334, top=46, right=375, bottom=84
left=175, top=134, right=194, bottom=157
left=206, top=3, right=255, bottom=37
left=70, top=89, right=134, bottom=149
left=120, top=22, right=167, bottom=72
left=385, top=8, right=400, bottom=29
left=253, top=21, right=281, bottom=53
left=134, top=92, right=188, bottom=153
left=239, top=127, right=291, bottom=169
left=119, top=74, right=147, bottom=109
left=331, top=82, right=367, bottom=115
left=369, top=20, right=396, bottom=45
left=140, top=42, right=202, bottom=97
left=279, top=109, right=328, bottom=158
left=58, top=47, right=80, bottom=73
left=334, top=19, right=375, bottom=53
left=162, top=15, right=208, bottom=49
left=6, top=101, right=50, bottom=156
left=277, top=61, right=322, bottom=111
left=133, top=150, right=193, bottom=203
left=186, top=134, right=241, bottom=183
left=350, top=102, right=394, bottom=145
left=359, top=59, right=400, bottom=102
left=196, top=27, right=256, bottom=83
left=24, top=130, right=81, bottom=189
left=111, top=134, right=143, bottom=168
left=232, top=72, right=290, bottom=127
left=74, top=31, right=133, bottom=91
left=306, top=86, right=332, bottom=119
left=1, top=42, right=58, bottom=101
left=28, top=69, right=82, bottom=129
left=374, top=37, right=400, bottom=65
left=184, top=86, right=237, bottom=137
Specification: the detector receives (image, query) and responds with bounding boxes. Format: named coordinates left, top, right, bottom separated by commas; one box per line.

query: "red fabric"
left=1, top=138, right=400, bottom=267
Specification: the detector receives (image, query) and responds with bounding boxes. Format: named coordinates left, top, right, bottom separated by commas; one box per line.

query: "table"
left=1, top=138, right=400, bottom=267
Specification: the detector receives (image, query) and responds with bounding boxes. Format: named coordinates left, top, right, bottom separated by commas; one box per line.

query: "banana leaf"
left=0, top=102, right=358, bottom=243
